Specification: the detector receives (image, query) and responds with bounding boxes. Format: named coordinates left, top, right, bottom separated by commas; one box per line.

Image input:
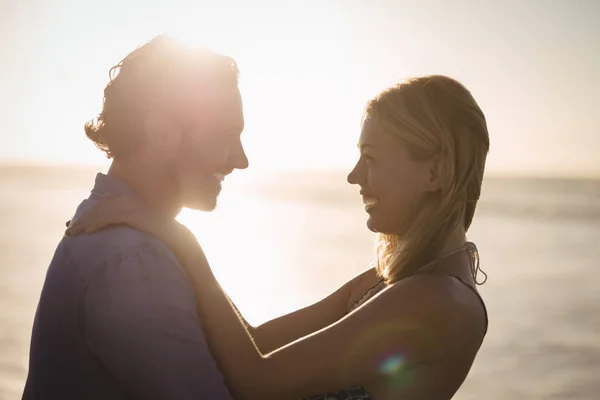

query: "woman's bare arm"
left=64, top=196, right=379, bottom=357
left=167, top=225, right=467, bottom=400
left=65, top=201, right=478, bottom=399
left=237, top=284, right=349, bottom=354
left=240, top=267, right=376, bottom=354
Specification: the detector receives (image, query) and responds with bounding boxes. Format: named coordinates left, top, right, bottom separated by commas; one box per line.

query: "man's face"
left=171, top=86, right=248, bottom=211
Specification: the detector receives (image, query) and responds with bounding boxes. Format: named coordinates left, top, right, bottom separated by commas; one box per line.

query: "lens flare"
left=339, top=320, right=436, bottom=392
left=379, top=353, right=405, bottom=375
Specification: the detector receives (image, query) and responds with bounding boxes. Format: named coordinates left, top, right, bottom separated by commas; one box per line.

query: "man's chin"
left=183, top=194, right=218, bottom=212
left=179, top=181, right=222, bottom=211
left=187, top=200, right=218, bottom=212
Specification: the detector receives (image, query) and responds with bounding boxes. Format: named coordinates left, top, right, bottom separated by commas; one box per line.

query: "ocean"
left=1, top=164, right=599, bottom=399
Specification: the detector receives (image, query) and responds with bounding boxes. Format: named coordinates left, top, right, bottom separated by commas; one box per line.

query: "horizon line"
left=1, top=160, right=599, bottom=181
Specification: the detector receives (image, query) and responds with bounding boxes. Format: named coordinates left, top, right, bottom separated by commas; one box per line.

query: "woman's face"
left=347, top=117, right=435, bottom=234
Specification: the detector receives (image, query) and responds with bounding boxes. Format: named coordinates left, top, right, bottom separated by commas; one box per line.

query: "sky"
left=0, top=0, right=599, bottom=176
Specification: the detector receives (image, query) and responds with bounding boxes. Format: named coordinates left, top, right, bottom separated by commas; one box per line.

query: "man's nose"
left=232, top=149, right=249, bottom=170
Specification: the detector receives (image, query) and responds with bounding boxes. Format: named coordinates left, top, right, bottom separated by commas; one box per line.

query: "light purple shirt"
left=23, top=173, right=232, bottom=399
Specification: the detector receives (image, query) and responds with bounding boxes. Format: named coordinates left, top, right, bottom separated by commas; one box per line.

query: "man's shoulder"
left=60, top=225, right=181, bottom=278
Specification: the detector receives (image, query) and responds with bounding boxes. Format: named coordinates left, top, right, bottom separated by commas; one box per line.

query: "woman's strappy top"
left=303, top=243, right=488, bottom=400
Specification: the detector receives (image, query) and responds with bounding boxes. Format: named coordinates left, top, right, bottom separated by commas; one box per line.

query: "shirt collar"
left=90, top=173, right=135, bottom=198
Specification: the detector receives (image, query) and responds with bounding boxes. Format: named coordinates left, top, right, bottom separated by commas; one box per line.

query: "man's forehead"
left=205, top=89, right=244, bottom=129
left=180, top=86, right=244, bottom=129
left=183, top=84, right=241, bottom=110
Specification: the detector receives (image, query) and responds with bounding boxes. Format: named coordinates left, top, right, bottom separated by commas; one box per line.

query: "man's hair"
left=85, top=34, right=239, bottom=159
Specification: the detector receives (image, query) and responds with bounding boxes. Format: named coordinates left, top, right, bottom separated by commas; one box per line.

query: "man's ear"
left=143, top=111, right=182, bottom=154
left=425, top=155, right=443, bottom=192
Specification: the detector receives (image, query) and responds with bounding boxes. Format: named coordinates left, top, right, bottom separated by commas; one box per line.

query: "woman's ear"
left=425, top=155, right=443, bottom=192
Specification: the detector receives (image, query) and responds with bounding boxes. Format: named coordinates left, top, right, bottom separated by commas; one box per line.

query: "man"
left=23, top=35, right=248, bottom=399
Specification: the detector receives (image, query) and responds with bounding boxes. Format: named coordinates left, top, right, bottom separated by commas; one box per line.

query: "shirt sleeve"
left=81, top=244, right=232, bottom=400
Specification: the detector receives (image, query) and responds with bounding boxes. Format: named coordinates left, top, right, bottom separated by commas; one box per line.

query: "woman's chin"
left=366, top=213, right=403, bottom=235
left=365, top=215, right=381, bottom=233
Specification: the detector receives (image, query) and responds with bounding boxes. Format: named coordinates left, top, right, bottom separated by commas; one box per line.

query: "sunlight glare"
left=175, top=181, right=294, bottom=324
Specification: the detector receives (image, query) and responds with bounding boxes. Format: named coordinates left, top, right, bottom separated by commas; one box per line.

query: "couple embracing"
left=24, top=34, right=489, bottom=400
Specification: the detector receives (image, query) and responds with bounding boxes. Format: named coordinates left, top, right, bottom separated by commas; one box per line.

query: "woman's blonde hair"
left=365, top=75, right=490, bottom=284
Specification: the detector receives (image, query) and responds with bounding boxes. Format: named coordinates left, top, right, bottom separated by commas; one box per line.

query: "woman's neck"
left=439, top=225, right=468, bottom=255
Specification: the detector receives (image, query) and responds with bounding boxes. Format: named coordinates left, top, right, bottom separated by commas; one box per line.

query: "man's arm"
left=82, top=244, right=231, bottom=400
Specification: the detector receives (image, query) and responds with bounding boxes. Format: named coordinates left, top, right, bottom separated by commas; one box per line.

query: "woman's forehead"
left=359, top=118, right=392, bottom=148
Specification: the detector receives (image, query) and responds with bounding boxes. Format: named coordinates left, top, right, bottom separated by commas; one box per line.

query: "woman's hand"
left=65, top=194, right=153, bottom=236
left=64, top=195, right=199, bottom=256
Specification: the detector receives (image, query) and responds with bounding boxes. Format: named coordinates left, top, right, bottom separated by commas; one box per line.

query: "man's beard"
left=165, top=158, right=221, bottom=212
left=182, top=183, right=219, bottom=211
left=177, top=172, right=222, bottom=212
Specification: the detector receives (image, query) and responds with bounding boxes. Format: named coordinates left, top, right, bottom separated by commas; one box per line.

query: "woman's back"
left=305, top=246, right=488, bottom=400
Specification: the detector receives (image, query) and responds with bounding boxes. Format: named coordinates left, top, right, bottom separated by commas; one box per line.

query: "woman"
left=67, top=75, right=490, bottom=400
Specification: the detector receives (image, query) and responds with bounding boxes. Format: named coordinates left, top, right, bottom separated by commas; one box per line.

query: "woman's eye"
left=362, top=154, right=374, bottom=163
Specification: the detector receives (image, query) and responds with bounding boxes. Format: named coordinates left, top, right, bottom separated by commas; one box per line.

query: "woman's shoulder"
left=335, top=273, right=485, bottom=370
left=372, top=274, right=487, bottom=350
left=346, top=267, right=487, bottom=347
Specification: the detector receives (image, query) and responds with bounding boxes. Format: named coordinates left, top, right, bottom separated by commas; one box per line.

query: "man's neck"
left=107, top=156, right=182, bottom=220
